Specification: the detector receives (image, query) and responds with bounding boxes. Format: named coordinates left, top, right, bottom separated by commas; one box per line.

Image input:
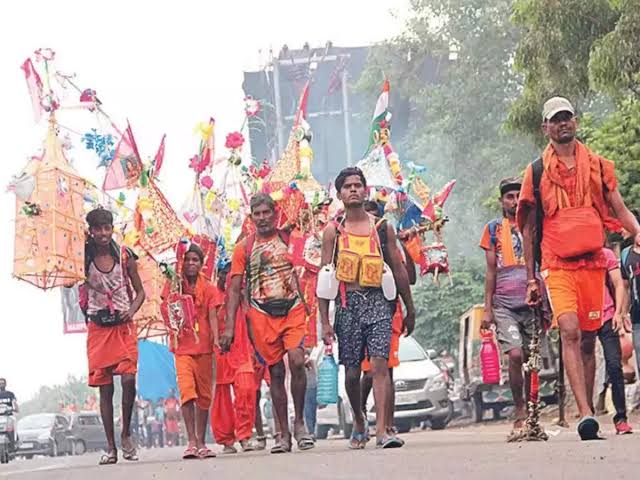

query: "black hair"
left=86, top=208, right=113, bottom=228
left=185, top=244, right=205, bottom=263
left=364, top=200, right=382, bottom=217
left=250, top=193, right=276, bottom=213
left=335, top=167, right=367, bottom=192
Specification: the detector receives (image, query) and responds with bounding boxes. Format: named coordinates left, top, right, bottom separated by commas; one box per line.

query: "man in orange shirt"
left=517, top=97, right=640, bottom=440
left=211, top=263, right=257, bottom=454
left=168, top=244, right=218, bottom=459
left=220, top=193, right=314, bottom=454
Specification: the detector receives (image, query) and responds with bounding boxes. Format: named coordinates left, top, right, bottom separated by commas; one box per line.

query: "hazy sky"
left=0, top=0, right=409, bottom=401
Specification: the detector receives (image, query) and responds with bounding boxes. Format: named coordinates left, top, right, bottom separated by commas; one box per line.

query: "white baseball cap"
left=542, top=96, right=575, bottom=121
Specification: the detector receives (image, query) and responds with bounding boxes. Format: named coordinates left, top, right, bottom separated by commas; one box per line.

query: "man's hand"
left=481, top=309, right=495, bottom=331
left=612, top=312, right=625, bottom=334
left=120, top=308, right=135, bottom=323
left=321, top=322, right=334, bottom=346
left=526, top=280, right=542, bottom=307
left=403, top=308, right=416, bottom=336
left=624, top=314, right=632, bottom=333
left=219, top=328, right=234, bottom=353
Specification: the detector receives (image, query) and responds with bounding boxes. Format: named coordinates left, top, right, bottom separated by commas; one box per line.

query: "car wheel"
left=395, top=419, right=412, bottom=434
left=338, top=401, right=351, bottom=439
left=471, top=394, right=484, bottom=423
left=49, top=440, right=58, bottom=457
left=316, top=425, right=331, bottom=440
left=492, top=407, right=503, bottom=420
left=74, top=440, right=86, bottom=456
left=24, top=454, right=34, bottom=460
left=430, top=416, right=449, bottom=430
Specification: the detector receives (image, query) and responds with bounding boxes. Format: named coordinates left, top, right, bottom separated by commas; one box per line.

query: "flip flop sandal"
left=270, top=434, right=292, bottom=454
left=578, top=416, right=602, bottom=441
left=376, top=435, right=404, bottom=449
left=254, top=436, right=267, bottom=451
left=349, top=430, right=367, bottom=450
left=294, top=429, right=316, bottom=451
left=222, top=445, right=238, bottom=454
left=197, top=447, right=217, bottom=459
left=506, top=429, right=525, bottom=443
left=98, top=451, right=118, bottom=465
left=240, top=439, right=255, bottom=452
left=122, top=446, right=138, bottom=461
left=183, top=446, right=199, bottom=459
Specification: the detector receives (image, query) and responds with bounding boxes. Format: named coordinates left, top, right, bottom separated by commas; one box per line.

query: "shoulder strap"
left=375, top=218, right=390, bottom=263
left=621, top=246, right=631, bottom=272
left=487, top=219, right=501, bottom=247
left=532, top=157, right=544, bottom=267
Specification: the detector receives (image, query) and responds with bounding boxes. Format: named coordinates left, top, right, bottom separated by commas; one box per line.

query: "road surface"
left=2, top=419, right=639, bottom=480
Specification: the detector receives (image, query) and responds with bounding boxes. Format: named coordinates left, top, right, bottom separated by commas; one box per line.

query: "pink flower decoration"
left=200, top=176, right=213, bottom=189
left=225, top=132, right=245, bottom=150
left=189, top=154, right=207, bottom=174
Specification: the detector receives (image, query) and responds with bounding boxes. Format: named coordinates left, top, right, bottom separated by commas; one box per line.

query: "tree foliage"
left=358, top=0, right=536, bottom=259
left=412, top=258, right=485, bottom=356
left=19, top=375, right=101, bottom=418
left=508, top=0, right=620, bottom=140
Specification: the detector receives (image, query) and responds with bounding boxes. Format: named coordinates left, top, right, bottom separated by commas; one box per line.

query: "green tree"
left=359, top=0, right=537, bottom=258
left=412, top=258, right=485, bottom=356
left=508, top=0, right=619, bottom=140
left=357, top=0, right=537, bottom=352
left=19, top=376, right=97, bottom=418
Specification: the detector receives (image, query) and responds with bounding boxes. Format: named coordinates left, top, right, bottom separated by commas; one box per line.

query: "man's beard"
left=556, top=133, right=575, bottom=144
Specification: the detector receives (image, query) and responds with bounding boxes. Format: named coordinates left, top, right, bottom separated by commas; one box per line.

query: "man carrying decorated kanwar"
left=517, top=97, right=640, bottom=440
left=165, top=244, right=218, bottom=460
left=83, top=207, right=145, bottom=465
left=211, top=261, right=257, bottom=454
left=480, top=177, right=538, bottom=440
left=319, top=167, right=416, bottom=449
left=220, top=193, right=315, bottom=454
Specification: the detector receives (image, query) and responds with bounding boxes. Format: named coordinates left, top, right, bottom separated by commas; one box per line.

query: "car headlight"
left=426, top=374, right=446, bottom=392
left=37, top=433, right=51, bottom=441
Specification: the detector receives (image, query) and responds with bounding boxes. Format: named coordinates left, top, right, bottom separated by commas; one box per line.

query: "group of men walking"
left=79, top=94, right=640, bottom=466
left=82, top=165, right=417, bottom=464
left=482, top=96, right=640, bottom=440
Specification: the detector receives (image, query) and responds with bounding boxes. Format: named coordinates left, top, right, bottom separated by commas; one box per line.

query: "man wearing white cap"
left=517, top=96, right=640, bottom=440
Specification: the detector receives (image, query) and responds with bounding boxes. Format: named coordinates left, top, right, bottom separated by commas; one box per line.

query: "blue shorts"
left=334, top=289, right=393, bottom=368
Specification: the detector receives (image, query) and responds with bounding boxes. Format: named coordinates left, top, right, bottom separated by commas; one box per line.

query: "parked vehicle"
left=0, top=404, right=17, bottom=464
left=366, top=336, right=453, bottom=432
left=66, top=411, right=115, bottom=454
left=314, top=335, right=453, bottom=438
left=459, top=304, right=558, bottom=422
left=17, top=413, right=71, bottom=459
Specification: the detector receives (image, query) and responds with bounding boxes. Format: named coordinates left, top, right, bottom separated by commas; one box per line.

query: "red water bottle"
left=480, top=330, right=500, bottom=385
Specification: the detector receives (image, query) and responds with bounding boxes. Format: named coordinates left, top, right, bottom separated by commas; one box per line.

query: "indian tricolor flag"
left=368, top=79, right=390, bottom=148
left=372, top=79, right=390, bottom=122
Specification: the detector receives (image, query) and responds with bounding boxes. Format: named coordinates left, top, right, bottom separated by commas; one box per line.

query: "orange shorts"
left=87, top=322, right=138, bottom=387
left=542, top=268, right=605, bottom=332
left=247, top=303, right=306, bottom=366
left=175, top=353, right=214, bottom=410
left=362, top=333, right=400, bottom=372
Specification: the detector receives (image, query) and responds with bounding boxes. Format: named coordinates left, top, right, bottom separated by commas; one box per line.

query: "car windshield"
left=19, top=414, right=54, bottom=430
left=398, top=337, right=428, bottom=362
